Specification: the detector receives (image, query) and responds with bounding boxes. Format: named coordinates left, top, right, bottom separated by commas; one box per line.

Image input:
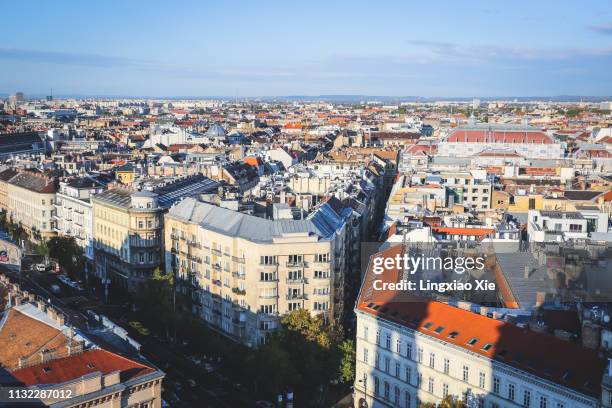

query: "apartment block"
left=92, top=189, right=163, bottom=293
left=6, top=171, right=57, bottom=241
left=54, top=177, right=105, bottom=260
left=164, top=197, right=352, bottom=346
left=353, top=245, right=609, bottom=408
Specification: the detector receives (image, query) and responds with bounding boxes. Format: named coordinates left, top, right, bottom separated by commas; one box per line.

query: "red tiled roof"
left=357, top=245, right=607, bottom=398
left=447, top=129, right=553, bottom=144
left=244, top=156, right=262, bottom=167
left=11, top=349, right=155, bottom=386
left=432, top=227, right=494, bottom=236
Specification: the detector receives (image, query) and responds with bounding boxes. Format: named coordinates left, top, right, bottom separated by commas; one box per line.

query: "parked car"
left=34, top=263, right=48, bottom=272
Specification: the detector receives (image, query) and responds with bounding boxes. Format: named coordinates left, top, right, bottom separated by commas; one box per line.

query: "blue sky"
left=1, top=0, right=612, bottom=97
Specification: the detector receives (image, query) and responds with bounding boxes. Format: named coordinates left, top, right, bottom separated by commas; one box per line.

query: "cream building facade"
left=7, top=171, right=57, bottom=241
left=164, top=197, right=352, bottom=346
left=92, top=189, right=163, bottom=293
left=353, top=246, right=609, bottom=408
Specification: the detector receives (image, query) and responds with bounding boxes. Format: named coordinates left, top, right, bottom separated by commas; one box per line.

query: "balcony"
left=286, top=261, right=305, bottom=268
left=188, top=254, right=202, bottom=263
left=232, top=271, right=246, bottom=279
left=130, top=237, right=160, bottom=248
left=286, top=293, right=308, bottom=300
left=286, top=278, right=307, bottom=284
left=170, top=233, right=179, bottom=240
left=211, top=248, right=222, bottom=256
left=212, top=263, right=222, bottom=271
left=259, top=293, right=279, bottom=299
left=232, top=287, right=246, bottom=296
left=187, top=241, right=201, bottom=249
left=212, top=279, right=222, bottom=287
left=232, top=256, right=245, bottom=264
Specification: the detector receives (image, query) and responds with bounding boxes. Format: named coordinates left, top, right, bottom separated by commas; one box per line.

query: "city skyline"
left=2, top=0, right=612, bottom=97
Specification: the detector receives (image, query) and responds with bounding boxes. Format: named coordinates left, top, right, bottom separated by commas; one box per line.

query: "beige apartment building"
left=6, top=171, right=58, bottom=241
left=165, top=197, right=351, bottom=346
left=92, top=188, right=163, bottom=293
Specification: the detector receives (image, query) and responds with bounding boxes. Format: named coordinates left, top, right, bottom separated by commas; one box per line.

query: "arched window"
left=384, top=381, right=390, bottom=400
left=374, top=376, right=380, bottom=395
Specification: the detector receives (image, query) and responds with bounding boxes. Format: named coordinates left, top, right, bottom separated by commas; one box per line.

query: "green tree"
left=419, top=396, right=467, bottom=408
left=47, top=236, right=85, bottom=279
left=263, top=309, right=345, bottom=400
left=338, top=339, right=355, bottom=383
left=249, top=338, right=301, bottom=397
left=34, top=241, right=50, bottom=263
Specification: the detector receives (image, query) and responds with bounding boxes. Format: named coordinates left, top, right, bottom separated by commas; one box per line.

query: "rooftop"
left=356, top=245, right=606, bottom=399
left=10, top=348, right=155, bottom=386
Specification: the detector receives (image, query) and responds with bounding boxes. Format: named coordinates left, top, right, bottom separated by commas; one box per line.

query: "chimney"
left=40, top=350, right=54, bottom=363
left=18, top=356, right=28, bottom=369
left=524, top=265, right=530, bottom=279
left=68, top=341, right=84, bottom=356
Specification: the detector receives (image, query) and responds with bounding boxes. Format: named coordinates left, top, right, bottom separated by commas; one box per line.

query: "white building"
left=527, top=209, right=608, bottom=243
left=54, top=178, right=105, bottom=260
left=353, top=245, right=609, bottom=408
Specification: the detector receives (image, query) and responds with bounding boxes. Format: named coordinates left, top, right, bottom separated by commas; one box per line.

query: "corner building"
left=353, top=245, right=609, bottom=408
left=164, top=197, right=350, bottom=346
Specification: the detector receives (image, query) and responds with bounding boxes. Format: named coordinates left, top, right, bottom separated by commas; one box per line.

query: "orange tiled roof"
left=11, top=349, right=155, bottom=386
left=357, top=245, right=607, bottom=398
left=0, top=309, right=71, bottom=370
left=432, top=227, right=494, bottom=236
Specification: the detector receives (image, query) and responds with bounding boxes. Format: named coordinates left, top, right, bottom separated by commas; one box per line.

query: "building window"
left=406, top=343, right=412, bottom=359
left=315, top=253, right=330, bottom=262
left=260, top=272, right=276, bottom=281
left=374, top=376, right=380, bottom=395
left=385, top=334, right=391, bottom=349
left=555, top=403, right=564, bottom=408
left=395, top=362, right=400, bottom=377
left=428, top=377, right=434, bottom=394
left=539, top=396, right=547, bottom=408
left=429, top=352, right=435, bottom=368
left=462, top=365, right=469, bottom=382
left=384, top=357, right=390, bottom=373
left=363, top=348, right=368, bottom=364
left=493, top=377, right=500, bottom=394
left=396, top=339, right=401, bottom=353
left=394, top=386, right=400, bottom=404
left=384, top=381, right=390, bottom=400
left=523, top=390, right=531, bottom=407
left=260, top=256, right=277, bottom=265
left=569, top=224, right=582, bottom=232
left=479, top=372, right=485, bottom=389
left=363, top=325, right=368, bottom=341
left=375, top=353, right=380, bottom=369
left=405, top=366, right=411, bottom=384
left=508, top=383, right=515, bottom=401
left=443, top=383, right=448, bottom=398
left=417, top=347, right=423, bottom=363
left=376, top=330, right=380, bottom=345
left=405, top=391, right=411, bottom=408
left=443, top=358, right=449, bottom=374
